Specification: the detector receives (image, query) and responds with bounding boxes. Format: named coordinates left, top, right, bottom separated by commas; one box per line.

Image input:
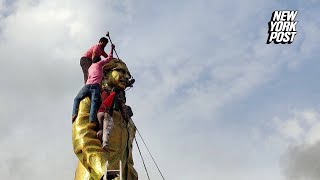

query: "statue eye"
left=118, top=69, right=126, bottom=74
left=113, top=68, right=126, bottom=74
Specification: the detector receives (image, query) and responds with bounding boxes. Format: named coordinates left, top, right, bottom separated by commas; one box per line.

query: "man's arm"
left=101, top=50, right=109, bottom=58
left=100, top=44, right=115, bottom=65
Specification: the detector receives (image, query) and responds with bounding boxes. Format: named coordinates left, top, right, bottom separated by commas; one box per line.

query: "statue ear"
left=125, top=105, right=133, bottom=118
left=104, top=72, right=113, bottom=87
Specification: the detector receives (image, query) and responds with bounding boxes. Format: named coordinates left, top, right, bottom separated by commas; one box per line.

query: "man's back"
left=86, top=56, right=113, bottom=85
left=83, top=44, right=108, bottom=59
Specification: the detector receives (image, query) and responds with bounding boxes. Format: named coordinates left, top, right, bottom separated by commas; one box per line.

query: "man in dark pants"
left=80, top=37, right=110, bottom=83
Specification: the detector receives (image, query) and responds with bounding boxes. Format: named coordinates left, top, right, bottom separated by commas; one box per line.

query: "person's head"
left=99, top=37, right=108, bottom=48
left=92, top=56, right=101, bottom=63
left=102, top=59, right=131, bottom=90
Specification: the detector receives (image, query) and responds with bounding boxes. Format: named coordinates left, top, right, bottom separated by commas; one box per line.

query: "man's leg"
left=72, top=85, right=90, bottom=121
left=89, top=85, right=102, bottom=123
left=80, top=57, right=92, bottom=84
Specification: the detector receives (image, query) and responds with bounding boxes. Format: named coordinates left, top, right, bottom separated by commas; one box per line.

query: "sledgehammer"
left=106, top=31, right=119, bottom=59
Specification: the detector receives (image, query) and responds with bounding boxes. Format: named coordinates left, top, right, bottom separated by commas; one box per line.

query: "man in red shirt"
left=80, top=37, right=110, bottom=83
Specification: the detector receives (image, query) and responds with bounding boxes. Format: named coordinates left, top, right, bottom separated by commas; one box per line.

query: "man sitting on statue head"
left=72, top=44, right=115, bottom=123
left=80, top=37, right=110, bottom=83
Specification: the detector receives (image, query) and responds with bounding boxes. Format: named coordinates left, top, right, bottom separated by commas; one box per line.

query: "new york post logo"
left=267, top=10, right=298, bottom=44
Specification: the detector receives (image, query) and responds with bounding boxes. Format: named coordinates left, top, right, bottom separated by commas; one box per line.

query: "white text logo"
left=267, top=10, right=298, bottom=44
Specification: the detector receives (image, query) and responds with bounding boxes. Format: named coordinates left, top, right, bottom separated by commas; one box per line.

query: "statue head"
left=102, top=58, right=131, bottom=91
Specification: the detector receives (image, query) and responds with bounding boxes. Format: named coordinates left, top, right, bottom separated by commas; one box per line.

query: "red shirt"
left=98, top=91, right=110, bottom=113
left=83, top=44, right=108, bottom=59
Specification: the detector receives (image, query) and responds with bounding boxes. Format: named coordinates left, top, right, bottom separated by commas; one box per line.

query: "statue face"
left=107, top=64, right=130, bottom=90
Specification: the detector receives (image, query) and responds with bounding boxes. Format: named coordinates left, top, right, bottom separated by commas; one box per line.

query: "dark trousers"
left=72, top=84, right=101, bottom=123
left=80, top=57, right=92, bottom=84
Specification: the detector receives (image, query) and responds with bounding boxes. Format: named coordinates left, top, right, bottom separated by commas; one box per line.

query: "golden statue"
left=72, top=58, right=138, bottom=180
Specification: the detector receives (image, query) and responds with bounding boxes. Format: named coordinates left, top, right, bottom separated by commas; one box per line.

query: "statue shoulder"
left=124, top=105, right=133, bottom=118
left=78, top=97, right=92, bottom=112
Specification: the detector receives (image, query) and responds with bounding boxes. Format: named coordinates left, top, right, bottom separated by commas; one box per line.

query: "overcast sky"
left=0, top=0, right=320, bottom=180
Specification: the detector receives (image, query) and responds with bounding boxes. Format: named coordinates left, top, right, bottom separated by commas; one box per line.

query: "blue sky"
left=0, top=0, right=320, bottom=179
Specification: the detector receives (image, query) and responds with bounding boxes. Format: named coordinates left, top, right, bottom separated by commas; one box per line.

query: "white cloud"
left=272, top=116, right=304, bottom=143
left=263, top=108, right=320, bottom=180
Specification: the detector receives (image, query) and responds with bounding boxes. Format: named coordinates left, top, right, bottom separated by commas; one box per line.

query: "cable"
left=136, top=129, right=166, bottom=180
left=135, top=138, right=151, bottom=180
left=125, top=87, right=132, bottom=92
left=126, top=99, right=166, bottom=179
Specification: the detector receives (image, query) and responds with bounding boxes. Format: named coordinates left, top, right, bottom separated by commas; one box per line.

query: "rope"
left=125, top=87, right=132, bottom=91
left=124, top=90, right=166, bottom=179
left=136, top=129, right=166, bottom=180
left=135, top=138, right=151, bottom=180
